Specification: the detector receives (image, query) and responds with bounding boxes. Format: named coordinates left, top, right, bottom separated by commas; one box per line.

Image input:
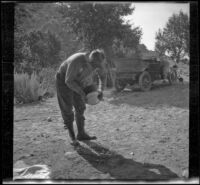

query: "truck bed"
left=113, top=58, right=148, bottom=73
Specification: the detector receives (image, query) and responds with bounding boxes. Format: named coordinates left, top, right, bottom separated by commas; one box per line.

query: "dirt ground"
left=13, top=64, right=189, bottom=181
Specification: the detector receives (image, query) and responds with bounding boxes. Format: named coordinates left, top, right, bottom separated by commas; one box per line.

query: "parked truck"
left=113, top=57, right=178, bottom=92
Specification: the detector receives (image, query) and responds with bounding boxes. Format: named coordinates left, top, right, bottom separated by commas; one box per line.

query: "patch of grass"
left=14, top=72, right=47, bottom=104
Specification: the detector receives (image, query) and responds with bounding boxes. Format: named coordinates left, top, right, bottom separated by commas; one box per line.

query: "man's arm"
left=94, top=68, right=106, bottom=91
left=95, top=69, right=107, bottom=100
left=65, top=61, right=86, bottom=98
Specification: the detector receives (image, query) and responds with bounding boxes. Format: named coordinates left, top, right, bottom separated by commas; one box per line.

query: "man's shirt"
left=56, top=52, right=105, bottom=95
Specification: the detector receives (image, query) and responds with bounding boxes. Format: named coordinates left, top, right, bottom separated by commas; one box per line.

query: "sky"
left=124, top=2, right=190, bottom=51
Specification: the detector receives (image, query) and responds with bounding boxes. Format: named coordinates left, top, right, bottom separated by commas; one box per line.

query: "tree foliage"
left=155, top=11, right=189, bottom=63
left=14, top=3, right=81, bottom=73
left=15, top=30, right=62, bottom=73
left=58, top=3, right=142, bottom=57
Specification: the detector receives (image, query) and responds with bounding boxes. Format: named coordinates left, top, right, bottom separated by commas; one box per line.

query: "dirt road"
left=14, top=77, right=189, bottom=181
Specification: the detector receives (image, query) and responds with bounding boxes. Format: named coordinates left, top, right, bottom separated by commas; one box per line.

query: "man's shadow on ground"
left=75, top=141, right=179, bottom=180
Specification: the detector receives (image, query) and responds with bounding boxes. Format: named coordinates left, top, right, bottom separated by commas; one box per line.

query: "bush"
left=14, top=30, right=61, bottom=74
left=38, top=67, right=57, bottom=98
left=14, top=72, right=47, bottom=104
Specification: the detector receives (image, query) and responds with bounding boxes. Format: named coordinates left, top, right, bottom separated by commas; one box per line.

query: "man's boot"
left=64, top=121, right=80, bottom=146
left=76, top=115, right=97, bottom=141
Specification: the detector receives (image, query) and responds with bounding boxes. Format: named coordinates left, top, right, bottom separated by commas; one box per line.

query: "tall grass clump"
left=14, top=71, right=47, bottom=104
left=38, top=67, right=57, bottom=98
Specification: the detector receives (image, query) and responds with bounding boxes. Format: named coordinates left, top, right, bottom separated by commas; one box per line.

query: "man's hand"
left=97, top=91, right=104, bottom=101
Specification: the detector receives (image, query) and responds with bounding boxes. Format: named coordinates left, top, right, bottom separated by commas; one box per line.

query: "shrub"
left=14, top=30, right=61, bottom=74
left=14, top=71, right=47, bottom=104
left=38, top=67, right=57, bottom=98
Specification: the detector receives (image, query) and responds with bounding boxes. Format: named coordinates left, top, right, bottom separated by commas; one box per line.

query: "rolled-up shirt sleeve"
left=65, top=62, right=84, bottom=96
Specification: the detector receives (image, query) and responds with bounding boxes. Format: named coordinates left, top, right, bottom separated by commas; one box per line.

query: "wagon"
left=113, top=57, right=177, bottom=92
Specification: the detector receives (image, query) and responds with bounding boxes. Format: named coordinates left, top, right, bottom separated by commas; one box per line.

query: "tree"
left=14, top=3, right=80, bottom=72
left=138, top=44, right=148, bottom=53
left=58, top=3, right=142, bottom=87
left=155, top=11, right=189, bottom=63
left=27, top=30, right=61, bottom=68
left=112, top=25, right=142, bottom=58
left=58, top=3, right=141, bottom=59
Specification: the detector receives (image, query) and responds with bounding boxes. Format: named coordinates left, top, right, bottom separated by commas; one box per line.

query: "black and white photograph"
left=2, top=1, right=199, bottom=184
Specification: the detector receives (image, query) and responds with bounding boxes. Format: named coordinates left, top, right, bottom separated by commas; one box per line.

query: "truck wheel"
left=168, top=70, right=178, bottom=85
left=115, top=79, right=126, bottom=92
left=139, top=71, right=152, bottom=91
